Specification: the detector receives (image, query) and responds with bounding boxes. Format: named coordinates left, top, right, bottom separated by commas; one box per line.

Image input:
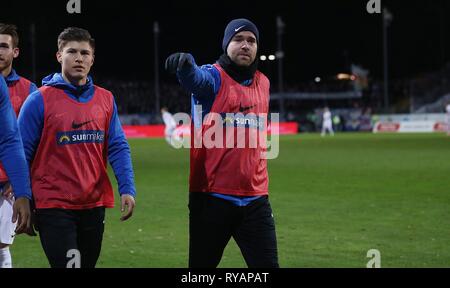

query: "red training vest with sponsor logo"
left=189, top=64, right=269, bottom=196
left=0, top=77, right=33, bottom=182
left=31, top=85, right=114, bottom=209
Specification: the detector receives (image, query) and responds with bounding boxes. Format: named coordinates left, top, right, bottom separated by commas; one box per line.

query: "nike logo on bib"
left=239, top=103, right=256, bottom=112
left=72, top=120, right=94, bottom=129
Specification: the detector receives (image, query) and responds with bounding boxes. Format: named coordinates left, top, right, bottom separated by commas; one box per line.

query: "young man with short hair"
left=0, top=23, right=36, bottom=268
left=0, top=76, right=32, bottom=268
left=18, top=27, right=136, bottom=268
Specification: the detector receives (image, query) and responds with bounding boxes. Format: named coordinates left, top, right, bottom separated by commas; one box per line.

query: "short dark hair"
left=0, top=23, right=19, bottom=48
left=57, top=27, right=95, bottom=52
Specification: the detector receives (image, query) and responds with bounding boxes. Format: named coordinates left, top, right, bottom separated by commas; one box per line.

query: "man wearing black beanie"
left=165, top=18, right=279, bottom=268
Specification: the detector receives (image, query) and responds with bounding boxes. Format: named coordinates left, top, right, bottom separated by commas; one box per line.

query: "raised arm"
left=165, top=52, right=221, bottom=99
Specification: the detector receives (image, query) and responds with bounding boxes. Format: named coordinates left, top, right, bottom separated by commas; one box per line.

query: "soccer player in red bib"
left=0, top=76, right=32, bottom=268
left=0, top=23, right=37, bottom=268
left=18, top=27, right=136, bottom=268
left=165, top=18, right=279, bottom=268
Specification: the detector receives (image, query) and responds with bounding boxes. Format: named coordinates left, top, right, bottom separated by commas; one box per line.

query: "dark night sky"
left=2, top=0, right=450, bottom=85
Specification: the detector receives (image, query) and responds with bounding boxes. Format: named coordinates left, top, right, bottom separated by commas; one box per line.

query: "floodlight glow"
left=337, top=73, right=351, bottom=80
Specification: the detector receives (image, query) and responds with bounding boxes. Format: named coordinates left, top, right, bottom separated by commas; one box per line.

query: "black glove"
left=165, top=52, right=193, bottom=74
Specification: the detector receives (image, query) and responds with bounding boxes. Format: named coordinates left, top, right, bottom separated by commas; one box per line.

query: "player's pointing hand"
left=165, top=52, right=194, bottom=74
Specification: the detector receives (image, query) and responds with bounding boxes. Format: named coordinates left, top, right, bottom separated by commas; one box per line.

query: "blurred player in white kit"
left=161, top=107, right=182, bottom=147
left=321, top=106, right=334, bottom=137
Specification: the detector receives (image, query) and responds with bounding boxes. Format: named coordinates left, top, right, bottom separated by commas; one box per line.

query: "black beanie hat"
left=222, top=18, right=259, bottom=52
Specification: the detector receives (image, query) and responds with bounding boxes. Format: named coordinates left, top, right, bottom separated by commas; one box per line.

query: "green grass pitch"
left=12, top=133, right=450, bottom=267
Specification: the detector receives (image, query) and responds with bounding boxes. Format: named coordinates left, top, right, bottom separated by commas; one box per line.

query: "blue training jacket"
left=0, top=76, right=32, bottom=199
left=176, top=54, right=261, bottom=206
left=5, top=69, right=38, bottom=95
left=18, top=73, right=136, bottom=197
